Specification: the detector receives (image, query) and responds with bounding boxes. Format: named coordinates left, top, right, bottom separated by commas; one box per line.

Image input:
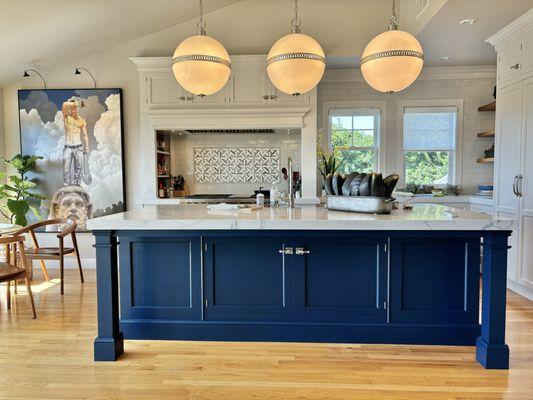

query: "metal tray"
left=326, top=196, right=393, bottom=214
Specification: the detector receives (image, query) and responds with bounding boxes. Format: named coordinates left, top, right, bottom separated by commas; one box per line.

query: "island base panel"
left=93, top=230, right=511, bottom=369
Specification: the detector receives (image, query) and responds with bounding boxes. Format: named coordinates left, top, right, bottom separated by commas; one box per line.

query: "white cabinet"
left=494, top=82, right=522, bottom=214
left=497, top=43, right=522, bottom=87
left=229, top=68, right=269, bottom=104
left=489, top=11, right=533, bottom=300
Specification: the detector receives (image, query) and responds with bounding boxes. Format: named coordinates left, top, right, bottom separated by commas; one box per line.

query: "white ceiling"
left=0, top=0, right=532, bottom=85
left=418, top=0, right=533, bottom=66
left=0, top=0, right=241, bottom=84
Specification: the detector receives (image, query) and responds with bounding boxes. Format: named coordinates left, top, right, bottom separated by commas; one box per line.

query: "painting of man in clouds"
left=18, top=89, right=125, bottom=230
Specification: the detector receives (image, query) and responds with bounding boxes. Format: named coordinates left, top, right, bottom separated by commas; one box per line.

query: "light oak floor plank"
left=1, top=270, right=532, bottom=400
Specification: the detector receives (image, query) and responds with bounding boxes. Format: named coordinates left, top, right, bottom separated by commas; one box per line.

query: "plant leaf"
left=7, top=199, right=29, bottom=227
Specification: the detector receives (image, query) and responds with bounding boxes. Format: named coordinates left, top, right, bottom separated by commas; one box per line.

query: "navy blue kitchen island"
left=88, top=204, right=513, bottom=369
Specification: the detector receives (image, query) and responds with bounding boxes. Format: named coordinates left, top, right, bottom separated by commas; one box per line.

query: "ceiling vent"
left=186, top=129, right=275, bottom=134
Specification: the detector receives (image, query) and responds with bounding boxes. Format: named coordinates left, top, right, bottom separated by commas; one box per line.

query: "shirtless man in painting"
left=61, top=99, right=89, bottom=186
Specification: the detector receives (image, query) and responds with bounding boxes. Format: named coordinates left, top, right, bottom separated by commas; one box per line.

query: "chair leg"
left=72, top=233, right=84, bottom=283
left=39, top=260, right=50, bottom=281
left=60, top=254, right=64, bottom=295
left=6, top=280, right=11, bottom=310
left=24, top=275, right=36, bottom=319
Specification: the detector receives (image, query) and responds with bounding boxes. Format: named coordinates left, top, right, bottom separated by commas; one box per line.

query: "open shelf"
left=477, top=130, right=495, bottom=138
left=478, top=101, right=496, bottom=112
left=477, top=157, right=494, bottom=163
left=157, top=150, right=171, bottom=155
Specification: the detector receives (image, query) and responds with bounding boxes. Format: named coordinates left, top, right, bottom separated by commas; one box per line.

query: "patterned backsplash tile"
left=194, top=147, right=280, bottom=184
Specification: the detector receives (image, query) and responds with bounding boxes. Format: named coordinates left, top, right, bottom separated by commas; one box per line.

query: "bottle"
left=158, top=183, right=166, bottom=198
left=256, top=193, right=265, bottom=208
left=269, top=187, right=277, bottom=206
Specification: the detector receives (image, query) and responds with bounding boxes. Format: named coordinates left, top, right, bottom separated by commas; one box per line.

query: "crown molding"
left=486, top=8, right=533, bottom=50
left=321, top=65, right=496, bottom=84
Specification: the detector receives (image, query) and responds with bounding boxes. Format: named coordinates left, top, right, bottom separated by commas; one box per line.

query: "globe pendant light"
left=172, top=0, right=231, bottom=97
left=267, top=0, right=325, bottom=96
left=361, top=0, right=423, bottom=93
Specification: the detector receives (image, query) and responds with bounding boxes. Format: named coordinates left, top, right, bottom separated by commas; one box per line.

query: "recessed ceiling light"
left=439, top=56, right=451, bottom=62
left=459, top=18, right=479, bottom=25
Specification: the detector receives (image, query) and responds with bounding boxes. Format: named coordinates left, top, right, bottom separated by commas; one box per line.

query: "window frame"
left=397, top=99, right=464, bottom=188
left=324, top=101, right=387, bottom=173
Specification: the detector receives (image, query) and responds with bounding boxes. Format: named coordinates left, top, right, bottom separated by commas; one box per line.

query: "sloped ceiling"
left=1, top=0, right=532, bottom=85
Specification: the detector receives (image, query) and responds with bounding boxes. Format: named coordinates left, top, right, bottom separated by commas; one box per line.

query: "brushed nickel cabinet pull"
left=510, top=63, right=520, bottom=70
left=279, top=247, right=294, bottom=255
left=295, top=247, right=310, bottom=255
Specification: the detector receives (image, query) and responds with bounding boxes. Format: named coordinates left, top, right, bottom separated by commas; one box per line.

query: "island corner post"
left=91, top=227, right=512, bottom=369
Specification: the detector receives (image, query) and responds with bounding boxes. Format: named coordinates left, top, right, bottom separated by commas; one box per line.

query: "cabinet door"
left=498, top=43, right=521, bottom=87
left=518, top=215, right=533, bottom=288
left=521, top=35, right=533, bottom=78
left=203, top=237, right=293, bottom=321
left=189, top=86, right=228, bottom=106
left=146, top=72, right=187, bottom=108
left=229, top=69, right=269, bottom=105
left=389, top=237, right=480, bottom=325
left=292, top=237, right=387, bottom=323
left=521, top=77, right=533, bottom=215
left=119, top=236, right=202, bottom=321
left=495, top=82, right=523, bottom=215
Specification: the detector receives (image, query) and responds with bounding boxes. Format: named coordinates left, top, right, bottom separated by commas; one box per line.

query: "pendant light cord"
left=389, top=0, right=398, bottom=30
left=197, top=0, right=207, bottom=35
left=290, top=0, right=302, bottom=33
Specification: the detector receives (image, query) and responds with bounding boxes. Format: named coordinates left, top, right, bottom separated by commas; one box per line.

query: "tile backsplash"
left=171, top=131, right=300, bottom=195
left=194, top=147, right=280, bottom=184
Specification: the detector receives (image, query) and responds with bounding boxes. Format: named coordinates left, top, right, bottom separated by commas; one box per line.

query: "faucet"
left=288, top=157, right=295, bottom=208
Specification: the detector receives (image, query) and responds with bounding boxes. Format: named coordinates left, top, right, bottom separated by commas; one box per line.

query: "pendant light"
left=361, top=0, right=423, bottom=93
left=267, top=0, right=325, bottom=96
left=172, top=0, right=231, bottom=97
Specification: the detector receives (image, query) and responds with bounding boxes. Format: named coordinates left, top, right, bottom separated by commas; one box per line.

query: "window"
left=402, top=106, right=458, bottom=186
left=329, top=108, right=380, bottom=174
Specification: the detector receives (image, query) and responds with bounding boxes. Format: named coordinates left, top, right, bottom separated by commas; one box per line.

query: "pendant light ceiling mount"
left=361, top=0, right=424, bottom=94
left=267, top=0, right=326, bottom=97
left=172, top=0, right=231, bottom=97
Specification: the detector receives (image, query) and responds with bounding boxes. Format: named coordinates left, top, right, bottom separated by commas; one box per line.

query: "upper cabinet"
left=487, top=10, right=533, bottom=89
left=133, top=55, right=311, bottom=111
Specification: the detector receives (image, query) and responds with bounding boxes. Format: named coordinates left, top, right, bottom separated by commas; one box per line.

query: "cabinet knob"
left=177, top=96, right=186, bottom=101
left=295, top=247, right=310, bottom=255
left=510, top=63, right=520, bottom=70
left=278, top=247, right=294, bottom=255
left=262, top=95, right=270, bottom=100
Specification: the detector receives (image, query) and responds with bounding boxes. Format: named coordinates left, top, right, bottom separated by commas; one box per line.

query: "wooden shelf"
left=477, top=130, right=495, bottom=138
left=157, top=150, right=171, bottom=155
left=477, top=157, right=494, bottom=163
left=478, top=101, right=496, bottom=112
left=157, top=175, right=170, bottom=178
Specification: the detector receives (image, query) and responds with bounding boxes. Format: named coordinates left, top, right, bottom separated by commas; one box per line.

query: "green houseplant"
left=0, top=154, right=44, bottom=226
left=318, top=152, right=343, bottom=181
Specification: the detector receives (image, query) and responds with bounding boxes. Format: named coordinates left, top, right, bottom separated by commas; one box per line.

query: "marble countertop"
left=87, top=204, right=512, bottom=231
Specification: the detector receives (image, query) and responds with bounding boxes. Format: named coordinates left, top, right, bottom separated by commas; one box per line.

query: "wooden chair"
left=0, top=235, right=36, bottom=318
left=13, top=219, right=83, bottom=295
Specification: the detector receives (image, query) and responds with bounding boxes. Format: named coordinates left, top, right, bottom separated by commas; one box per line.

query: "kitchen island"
left=88, top=204, right=513, bottom=369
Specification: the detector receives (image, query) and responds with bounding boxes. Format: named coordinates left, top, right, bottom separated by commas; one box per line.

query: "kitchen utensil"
left=342, top=172, right=358, bottom=196
left=358, top=173, right=372, bottom=196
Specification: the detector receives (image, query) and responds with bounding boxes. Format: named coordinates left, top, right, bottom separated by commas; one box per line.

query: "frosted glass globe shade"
left=172, top=35, right=231, bottom=96
left=361, top=30, right=423, bottom=93
left=267, top=33, right=325, bottom=96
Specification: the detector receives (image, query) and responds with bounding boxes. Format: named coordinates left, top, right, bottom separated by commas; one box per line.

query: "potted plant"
left=318, top=152, right=343, bottom=181
left=0, top=154, right=44, bottom=226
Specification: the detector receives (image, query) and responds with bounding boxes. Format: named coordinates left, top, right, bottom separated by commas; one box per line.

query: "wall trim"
left=322, top=66, right=496, bottom=84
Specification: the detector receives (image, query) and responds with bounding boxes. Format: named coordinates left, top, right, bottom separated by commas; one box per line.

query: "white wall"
left=317, top=68, right=496, bottom=193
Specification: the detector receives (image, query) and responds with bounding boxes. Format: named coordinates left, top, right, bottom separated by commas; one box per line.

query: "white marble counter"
left=87, top=204, right=512, bottom=231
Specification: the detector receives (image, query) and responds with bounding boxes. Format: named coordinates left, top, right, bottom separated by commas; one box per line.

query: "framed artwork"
left=18, top=88, right=126, bottom=231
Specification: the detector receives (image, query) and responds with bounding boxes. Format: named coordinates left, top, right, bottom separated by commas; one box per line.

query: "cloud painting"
left=18, top=89, right=125, bottom=230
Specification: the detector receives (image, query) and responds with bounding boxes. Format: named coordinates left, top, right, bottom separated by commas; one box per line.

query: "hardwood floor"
left=1, top=270, right=532, bottom=400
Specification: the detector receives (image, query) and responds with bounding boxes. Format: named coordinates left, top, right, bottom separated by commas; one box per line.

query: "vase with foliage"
left=0, top=154, right=44, bottom=226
